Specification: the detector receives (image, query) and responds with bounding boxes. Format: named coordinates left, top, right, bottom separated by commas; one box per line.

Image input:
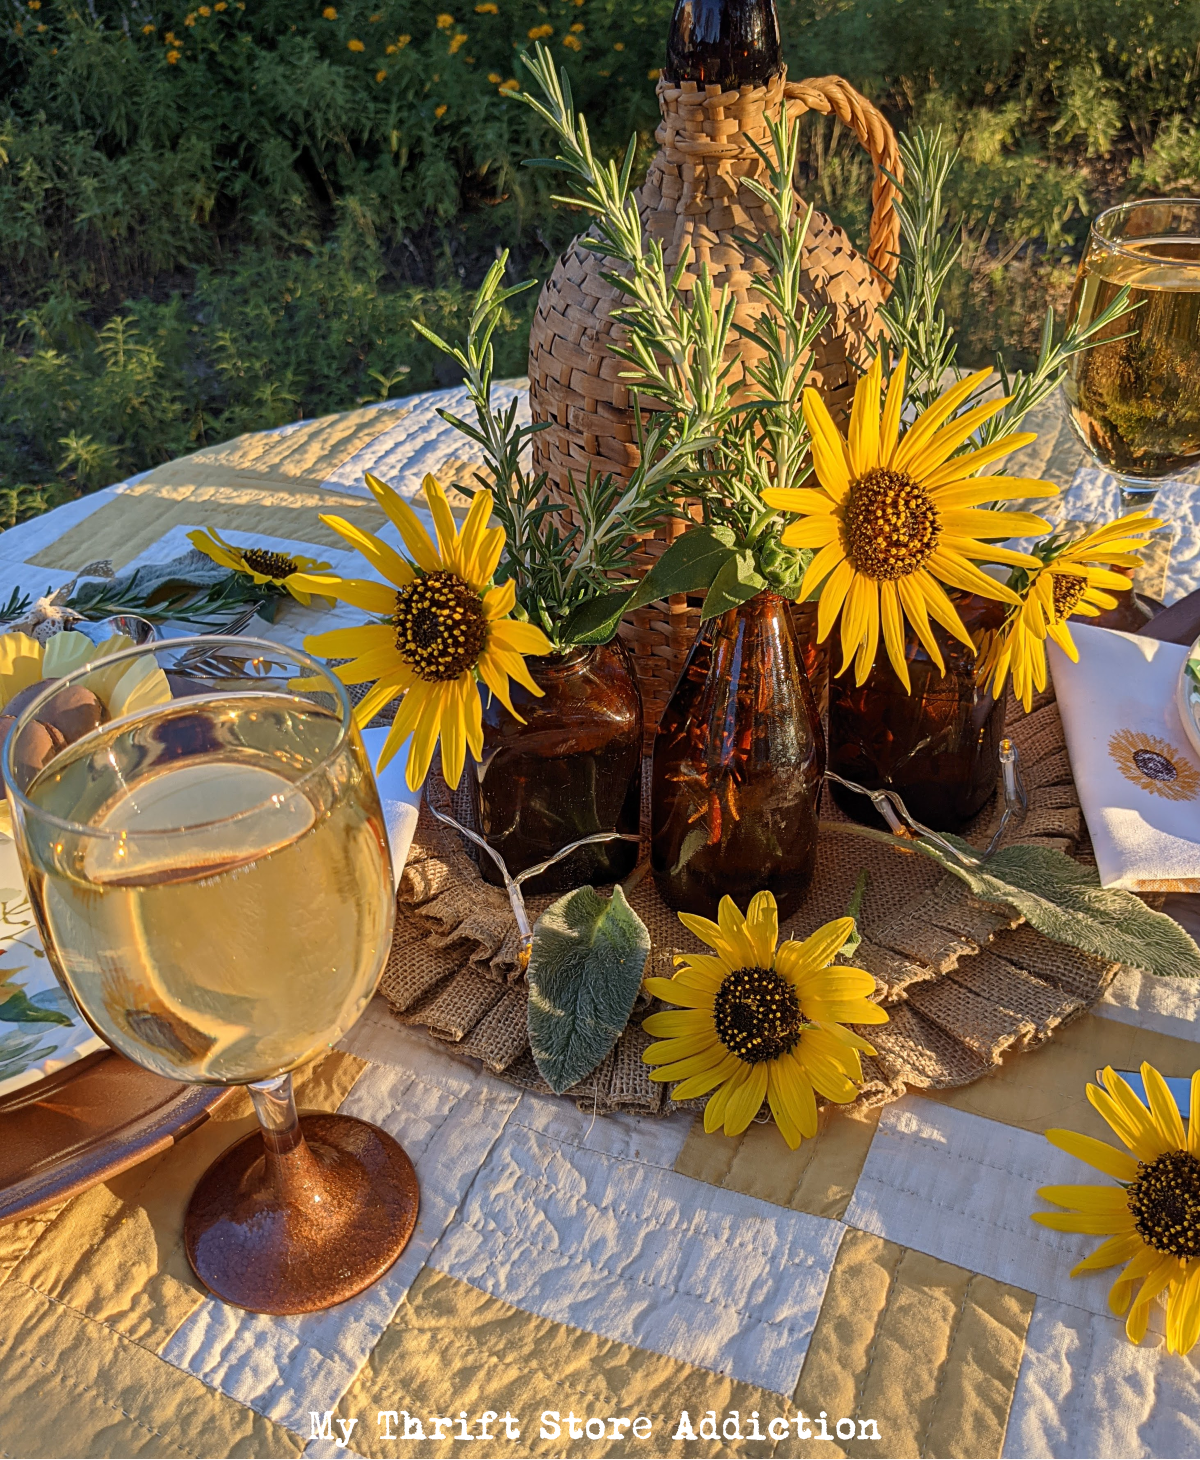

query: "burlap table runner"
left=376, top=678, right=1121, bottom=1120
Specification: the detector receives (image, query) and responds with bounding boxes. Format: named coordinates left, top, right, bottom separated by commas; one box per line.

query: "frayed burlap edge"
left=380, top=686, right=1119, bottom=1118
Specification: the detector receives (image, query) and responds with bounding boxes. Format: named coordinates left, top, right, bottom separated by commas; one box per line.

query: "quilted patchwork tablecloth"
left=1, top=384, right=1200, bottom=1460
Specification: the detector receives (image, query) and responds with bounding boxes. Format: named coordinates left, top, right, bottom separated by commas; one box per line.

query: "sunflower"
left=641, top=891, right=888, bottom=1148
left=187, top=528, right=332, bottom=607
left=291, top=472, right=552, bottom=789
left=1033, top=1064, right=1200, bottom=1355
left=1108, top=728, right=1200, bottom=802
left=761, top=353, right=1056, bottom=691
left=978, top=513, right=1162, bottom=711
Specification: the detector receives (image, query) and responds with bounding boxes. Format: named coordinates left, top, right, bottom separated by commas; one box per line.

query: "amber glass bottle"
left=827, top=594, right=1006, bottom=833
left=471, top=640, right=643, bottom=896
left=664, top=0, right=782, bottom=90
left=651, top=592, right=823, bottom=920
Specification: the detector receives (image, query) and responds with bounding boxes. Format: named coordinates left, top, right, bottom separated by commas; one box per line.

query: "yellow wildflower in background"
left=762, top=352, right=1056, bottom=692
left=322, top=5, right=337, bottom=16
left=436, top=12, right=454, bottom=26
left=448, top=31, right=467, bottom=51
left=563, top=33, right=581, bottom=48
left=434, top=103, right=448, bottom=117
left=613, top=40, right=624, bottom=49
left=375, top=67, right=387, bottom=80
left=528, top=23, right=553, bottom=38
left=979, top=513, right=1161, bottom=711
left=487, top=70, right=501, bottom=81
left=386, top=35, right=411, bottom=51
left=1033, top=1065, right=1200, bottom=1355
left=642, top=893, right=887, bottom=1148
left=476, top=2, right=499, bottom=11
left=348, top=37, right=364, bottom=50
left=498, top=76, right=519, bottom=90
left=167, top=48, right=181, bottom=61
left=187, top=529, right=332, bottom=607
left=294, top=473, right=552, bottom=789
left=142, top=22, right=155, bottom=32
left=647, top=67, right=660, bottom=78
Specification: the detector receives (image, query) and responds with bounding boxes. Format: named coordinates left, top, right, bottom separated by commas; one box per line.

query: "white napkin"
left=1049, top=621, right=1200, bottom=891
left=359, top=728, right=421, bottom=890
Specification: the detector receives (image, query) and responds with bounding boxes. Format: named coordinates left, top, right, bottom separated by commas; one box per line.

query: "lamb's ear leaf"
left=527, top=884, right=650, bottom=1094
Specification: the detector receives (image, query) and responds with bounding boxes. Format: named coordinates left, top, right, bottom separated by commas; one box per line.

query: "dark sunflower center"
left=712, top=966, right=806, bottom=1064
left=1133, top=748, right=1178, bottom=782
left=1050, top=571, right=1088, bottom=622
left=844, top=467, right=940, bottom=580
left=1127, top=1149, right=1200, bottom=1258
left=242, top=548, right=299, bottom=579
left=393, top=569, right=488, bottom=682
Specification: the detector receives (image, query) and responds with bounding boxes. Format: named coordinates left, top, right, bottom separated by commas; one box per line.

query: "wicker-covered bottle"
left=527, top=0, right=903, bottom=736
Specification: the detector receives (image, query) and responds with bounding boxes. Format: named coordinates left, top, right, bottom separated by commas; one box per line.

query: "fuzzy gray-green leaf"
left=527, top=884, right=651, bottom=1094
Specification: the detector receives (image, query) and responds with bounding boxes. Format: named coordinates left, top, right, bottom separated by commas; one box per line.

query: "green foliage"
left=527, top=883, right=650, bottom=1093
left=1, top=0, right=1198, bottom=522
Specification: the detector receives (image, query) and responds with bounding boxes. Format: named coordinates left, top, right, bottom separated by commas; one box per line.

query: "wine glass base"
left=184, top=1113, right=419, bottom=1315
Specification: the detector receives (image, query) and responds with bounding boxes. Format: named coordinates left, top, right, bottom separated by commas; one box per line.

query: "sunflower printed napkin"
left=1049, top=621, right=1200, bottom=891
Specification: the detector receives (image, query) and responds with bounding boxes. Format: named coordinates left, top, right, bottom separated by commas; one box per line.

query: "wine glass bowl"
left=3, top=635, right=418, bottom=1314
left=1063, top=198, right=1200, bottom=508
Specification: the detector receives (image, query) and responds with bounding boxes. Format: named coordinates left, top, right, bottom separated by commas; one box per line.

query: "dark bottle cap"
left=663, top=0, right=782, bottom=90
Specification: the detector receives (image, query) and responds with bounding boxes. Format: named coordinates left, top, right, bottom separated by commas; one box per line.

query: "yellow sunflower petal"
left=793, top=1042, right=859, bottom=1103
left=364, top=471, right=442, bottom=574
left=879, top=581, right=911, bottom=691
left=773, top=1051, right=819, bottom=1139
left=187, top=528, right=245, bottom=573
left=1167, top=1259, right=1200, bottom=1355
left=762, top=487, right=838, bottom=517
left=488, top=618, right=554, bottom=657
left=332, top=644, right=408, bottom=685
left=642, top=978, right=716, bottom=1009
left=422, top=474, right=465, bottom=576
left=352, top=669, right=412, bottom=728
left=309, top=620, right=403, bottom=656
left=642, top=1009, right=715, bottom=1039
left=1190, top=1070, right=1200, bottom=1158
left=1031, top=1210, right=1137, bottom=1235
left=1142, top=1062, right=1188, bottom=1152
left=670, top=1051, right=744, bottom=1101
left=644, top=1032, right=724, bottom=1062
left=318, top=515, right=416, bottom=588
left=1126, top=1255, right=1179, bottom=1344
left=454, top=488, right=497, bottom=589
left=801, top=387, right=854, bottom=502
left=776, top=514, right=842, bottom=550
left=290, top=573, right=397, bottom=616
left=650, top=1047, right=737, bottom=1083
left=847, top=352, right=883, bottom=480
left=891, top=368, right=993, bottom=473
left=404, top=681, right=449, bottom=789
left=722, top=1060, right=769, bottom=1135
left=1107, top=1245, right=1162, bottom=1314
left=703, top=1062, right=750, bottom=1130
left=482, top=578, right=517, bottom=620
left=813, top=556, right=855, bottom=644
left=1038, top=1184, right=1134, bottom=1214
left=1101, top=1068, right=1174, bottom=1160
left=1044, top=1128, right=1140, bottom=1183
left=878, top=351, right=907, bottom=466
left=774, top=918, right=856, bottom=984
left=896, top=574, right=946, bottom=675
left=743, top=890, right=779, bottom=969
left=1069, top=1230, right=1144, bottom=1276
left=922, top=433, right=1038, bottom=490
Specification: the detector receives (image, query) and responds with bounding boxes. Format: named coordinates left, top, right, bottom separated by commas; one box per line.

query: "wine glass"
left=3, top=635, right=417, bottom=1315
left=1063, top=197, right=1200, bottom=510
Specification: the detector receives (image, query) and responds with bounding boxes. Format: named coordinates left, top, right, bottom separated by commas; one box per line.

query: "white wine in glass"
left=1064, top=198, right=1200, bottom=507
left=5, top=637, right=417, bottom=1315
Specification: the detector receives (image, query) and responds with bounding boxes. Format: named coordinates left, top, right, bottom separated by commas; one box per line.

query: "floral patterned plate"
left=0, top=835, right=107, bottom=1100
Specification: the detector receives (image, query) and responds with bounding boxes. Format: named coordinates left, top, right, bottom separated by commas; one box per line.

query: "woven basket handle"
left=783, top=75, right=903, bottom=288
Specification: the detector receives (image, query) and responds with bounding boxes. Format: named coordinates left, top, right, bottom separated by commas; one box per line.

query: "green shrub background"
left=3, top=0, right=1200, bottom=523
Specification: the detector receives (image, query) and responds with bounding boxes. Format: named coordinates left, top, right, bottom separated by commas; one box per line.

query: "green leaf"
left=559, top=524, right=740, bottom=645
left=701, top=550, right=768, bottom=620
left=560, top=589, right=633, bottom=646
left=0, top=986, right=73, bottom=1026
left=527, top=884, right=651, bottom=1094
left=838, top=824, right=1200, bottom=980
left=627, top=525, right=737, bottom=611
left=841, top=870, right=868, bottom=960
